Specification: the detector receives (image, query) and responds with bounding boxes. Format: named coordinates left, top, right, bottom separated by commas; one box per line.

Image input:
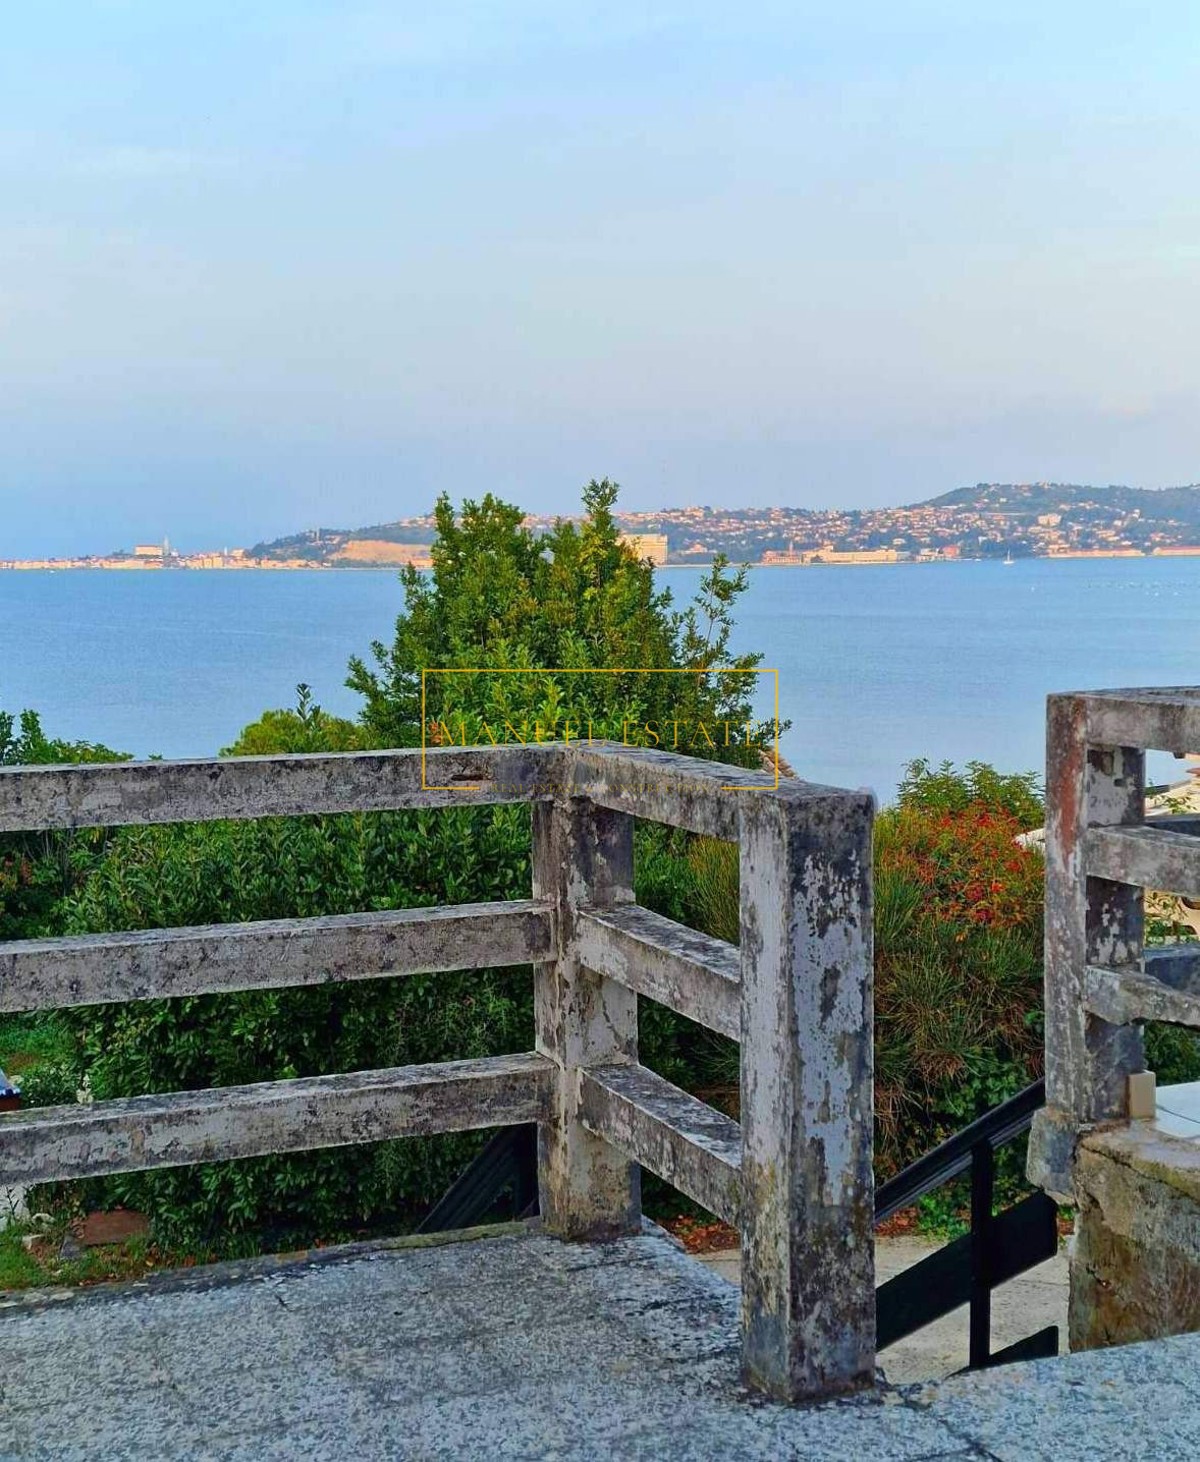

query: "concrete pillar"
left=533, top=796, right=640, bottom=1239
left=737, top=790, right=875, bottom=1401
left=1032, top=694, right=1145, bottom=1200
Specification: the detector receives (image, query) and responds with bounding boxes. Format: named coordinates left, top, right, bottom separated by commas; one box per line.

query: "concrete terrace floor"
left=1, top=1225, right=1198, bottom=1462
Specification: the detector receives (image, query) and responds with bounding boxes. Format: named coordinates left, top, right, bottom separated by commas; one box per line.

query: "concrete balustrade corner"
left=0, top=737, right=876, bottom=1405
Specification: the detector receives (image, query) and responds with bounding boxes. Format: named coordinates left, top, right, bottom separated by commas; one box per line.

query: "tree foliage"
left=896, top=758, right=1043, bottom=830
left=348, top=480, right=763, bottom=762
left=220, top=684, right=365, bottom=756
left=0, top=710, right=127, bottom=943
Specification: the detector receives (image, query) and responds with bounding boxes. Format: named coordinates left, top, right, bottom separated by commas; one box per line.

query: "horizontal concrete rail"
left=576, top=904, right=739, bottom=1040
left=570, top=742, right=863, bottom=840
left=1084, top=963, right=1200, bottom=1028
left=0, top=900, right=554, bottom=1013
left=579, top=1062, right=742, bottom=1226
left=0, top=743, right=563, bottom=833
left=1081, top=689, right=1200, bottom=756
left=0, top=1053, right=555, bottom=1184
left=570, top=744, right=749, bottom=839
left=1086, top=825, right=1200, bottom=900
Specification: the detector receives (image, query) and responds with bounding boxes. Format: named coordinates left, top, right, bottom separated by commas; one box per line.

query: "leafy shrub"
left=1145, top=1022, right=1200, bottom=1087
left=0, top=709, right=127, bottom=942
left=635, top=777, right=1047, bottom=1189
left=54, top=803, right=535, bottom=1250
left=897, top=758, right=1043, bottom=829
left=220, top=685, right=366, bottom=756
left=685, top=837, right=739, bottom=946
left=13, top=1059, right=81, bottom=1109
left=874, top=789, right=1044, bottom=1173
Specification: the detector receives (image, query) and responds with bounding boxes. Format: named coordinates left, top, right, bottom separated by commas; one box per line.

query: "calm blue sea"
left=2, top=559, right=1197, bottom=800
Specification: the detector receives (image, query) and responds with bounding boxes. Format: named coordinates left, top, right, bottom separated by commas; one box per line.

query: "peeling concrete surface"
left=737, top=790, right=875, bottom=1398
left=575, top=903, right=740, bottom=1040
left=0, top=744, right=563, bottom=833
left=580, top=1063, right=742, bottom=1225
left=0, top=1227, right=1191, bottom=1461
left=1038, top=694, right=1144, bottom=1205
left=532, top=796, right=641, bottom=1242
left=0, top=1054, right=553, bottom=1185
left=0, top=900, right=554, bottom=1014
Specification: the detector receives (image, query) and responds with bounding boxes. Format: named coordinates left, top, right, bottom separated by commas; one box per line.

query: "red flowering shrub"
left=874, top=782, right=1045, bottom=1176
left=881, top=804, right=1043, bottom=932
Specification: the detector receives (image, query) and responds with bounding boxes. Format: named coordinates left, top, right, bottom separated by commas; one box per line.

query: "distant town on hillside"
left=7, top=481, right=1200, bottom=570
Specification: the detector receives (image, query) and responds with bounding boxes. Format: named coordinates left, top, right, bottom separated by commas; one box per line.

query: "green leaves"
left=220, top=686, right=366, bottom=756
left=0, top=711, right=129, bottom=943
left=345, top=479, right=763, bottom=767
left=896, top=758, right=1043, bottom=829
left=0, top=709, right=127, bottom=768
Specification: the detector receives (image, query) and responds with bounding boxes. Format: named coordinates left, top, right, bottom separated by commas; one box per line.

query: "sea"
left=2, top=557, right=1197, bottom=802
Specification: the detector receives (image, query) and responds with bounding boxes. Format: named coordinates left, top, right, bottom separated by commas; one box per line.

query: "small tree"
left=348, top=480, right=763, bottom=763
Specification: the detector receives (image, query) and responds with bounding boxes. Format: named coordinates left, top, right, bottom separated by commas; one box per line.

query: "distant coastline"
left=10, top=481, right=1200, bottom=570
left=6, top=546, right=1200, bottom=572
left=0, top=558, right=416, bottom=573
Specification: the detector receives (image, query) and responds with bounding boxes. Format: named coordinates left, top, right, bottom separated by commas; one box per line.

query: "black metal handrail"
left=875, top=1078, right=1045, bottom=1223
left=416, top=1125, right=538, bottom=1235
left=874, top=1077, right=1058, bottom=1370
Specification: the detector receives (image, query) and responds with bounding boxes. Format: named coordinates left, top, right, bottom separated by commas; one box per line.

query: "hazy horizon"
left=3, top=3, right=1199, bottom=556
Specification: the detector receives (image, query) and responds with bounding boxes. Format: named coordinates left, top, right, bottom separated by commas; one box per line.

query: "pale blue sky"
left=2, top=2, right=1199, bottom=553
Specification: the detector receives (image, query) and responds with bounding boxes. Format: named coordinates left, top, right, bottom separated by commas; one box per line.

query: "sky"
left=2, top=2, right=1199, bottom=554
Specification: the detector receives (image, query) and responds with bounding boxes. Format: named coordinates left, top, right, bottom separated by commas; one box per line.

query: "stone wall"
left=1071, top=1126, right=1200, bottom=1349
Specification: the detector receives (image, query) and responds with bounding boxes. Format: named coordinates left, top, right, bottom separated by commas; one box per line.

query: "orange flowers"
left=878, top=804, right=1041, bottom=933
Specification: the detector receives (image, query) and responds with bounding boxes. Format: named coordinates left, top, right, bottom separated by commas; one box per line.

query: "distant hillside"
left=248, top=519, right=438, bottom=563
left=244, top=481, right=1200, bottom=567
left=919, top=482, right=1200, bottom=524
left=23, top=480, right=1200, bottom=572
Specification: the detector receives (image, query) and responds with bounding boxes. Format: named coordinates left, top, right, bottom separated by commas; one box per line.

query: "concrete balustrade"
left=1030, top=687, right=1200, bottom=1350
left=0, top=739, right=875, bottom=1402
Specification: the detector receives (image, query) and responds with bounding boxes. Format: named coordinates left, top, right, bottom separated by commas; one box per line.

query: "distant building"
left=619, top=532, right=669, bottom=565
left=132, top=544, right=163, bottom=558
left=761, top=545, right=900, bottom=566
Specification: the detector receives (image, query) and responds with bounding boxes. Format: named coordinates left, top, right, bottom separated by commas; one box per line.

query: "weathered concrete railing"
left=1030, top=687, right=1200, bottom=1348
left=0, top=741, right=874, bottom=1401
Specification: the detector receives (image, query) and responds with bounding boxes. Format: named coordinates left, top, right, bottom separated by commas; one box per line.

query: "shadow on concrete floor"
left=697, top=1233, right=1068, bottom=1384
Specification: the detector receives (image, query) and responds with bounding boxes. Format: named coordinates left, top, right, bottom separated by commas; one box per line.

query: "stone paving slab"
left=0, top=1224, right=1195, bottom=1461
